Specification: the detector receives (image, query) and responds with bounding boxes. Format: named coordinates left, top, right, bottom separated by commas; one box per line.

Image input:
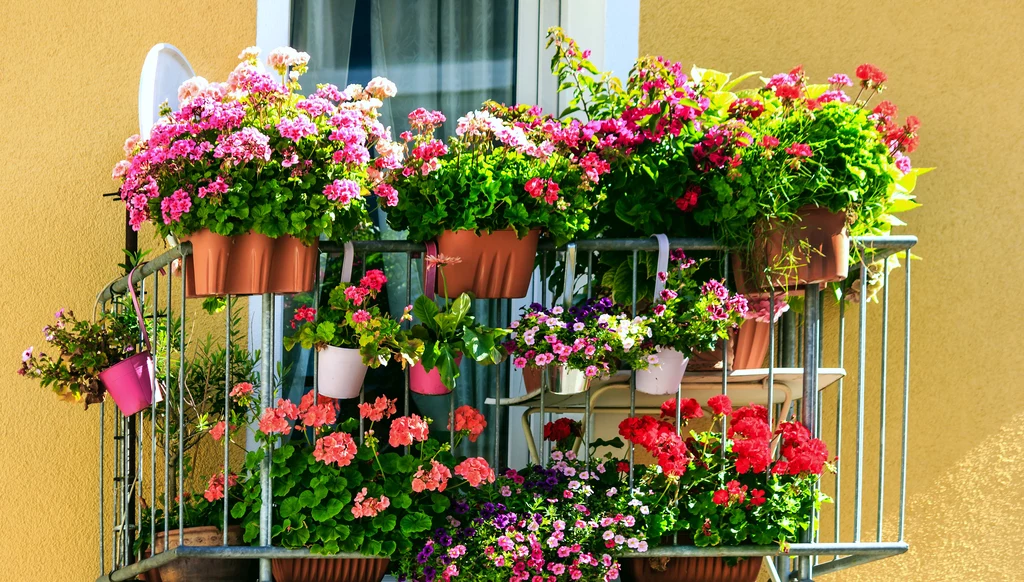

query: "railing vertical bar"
left=136, top=278, right=145, bottom=565
left=720, top=258, right=729, bottom=468
left=259, top=293, right=274, bottom=582
left=585, top=252, right=593, bottom=468
left=404, top=253, right=411, bottom=453
left=854, top=262, right=868, bottom=542
left=628, top=250, right=637, bottom=490
left=223, top=295, right=232, bottom=545
left=177, top=257, right=185, bottom=546
left=98, top=296, right=108, bottom=576
left=148, top=274, right=157, bottom=555
left=313, top=251, right=322, bottom=406
left=876, top=258, right=890, bottom=542
left=165, top=260, right=174, bottom=551
left=358, top=252, right=366, bottom=446
left=539, top=252, right=547, bottom=464
left=835, top=299, right=846, bottom=555
left=898, top=249, right=911, bottom=541
left=449, top=387, right=456, bottom=453
left=799, top=282, right=820, bottom=581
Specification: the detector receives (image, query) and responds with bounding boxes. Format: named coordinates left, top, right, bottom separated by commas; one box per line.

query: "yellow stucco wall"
left=641, top=0, right=1024, bottom=580
left=0, top=1, right=256, bottom=579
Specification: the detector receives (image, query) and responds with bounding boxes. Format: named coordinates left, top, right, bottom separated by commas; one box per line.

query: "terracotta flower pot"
left=619, top=556, right=760, bottom=582
left=271, top=557, right=389, bottom=582
left=434, top=229, right=540, bottom=299
left=142, top=526, right=255, bottom=582
left=636, top=349, right=689, bottom=395
left=269, top=236, right=319, bottom=294
left=317, top=346, right=369, bottom=399
left=523, top=366, right=590, bottom=395
left=225, top=232, right=275, bottom=295
left=98, top=351, right=156, bottom=416
left=410, top=355, right=463, bottom=395
left=688, top=319, right=771, bottom=372
left=182, top=229, right=232, bottom=297
left=735, top=205, right=850, bottom=293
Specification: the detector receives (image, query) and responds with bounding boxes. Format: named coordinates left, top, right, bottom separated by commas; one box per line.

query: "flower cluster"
left=284, top=269, right=421, bottom=369
left=624, top=395, right=833, bottom=549
left=384, top=98, right=609, bottom=245
left=643, top=251, right=748, bottom=356
left=396, top=449, right=644, bottom=582
left=507, top=299, right=656, bottom=379
left=112, top=46, right=399, bottom=241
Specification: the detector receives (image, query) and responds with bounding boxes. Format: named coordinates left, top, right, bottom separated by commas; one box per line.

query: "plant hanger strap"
left=340, top=241, right=355, bottom=284
left=423, top=240, right=438, bottom=300
left=126, top=263, right=152, bottom=353
left=652, top=233, right=670, bottom=299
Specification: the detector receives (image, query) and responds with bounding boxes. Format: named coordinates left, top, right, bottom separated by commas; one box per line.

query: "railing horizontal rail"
left=97, top=235, right=917, bottom=304
left=98, top=542, right=909, bottom=581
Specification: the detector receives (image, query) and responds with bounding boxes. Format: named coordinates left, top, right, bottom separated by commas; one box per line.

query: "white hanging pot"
left=317, top=346, right=368, bottom=399
left=636, top=348, right=689, bottom=395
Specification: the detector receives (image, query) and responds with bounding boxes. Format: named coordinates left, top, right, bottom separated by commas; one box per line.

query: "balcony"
left=91, top=233, right=915, bottom=582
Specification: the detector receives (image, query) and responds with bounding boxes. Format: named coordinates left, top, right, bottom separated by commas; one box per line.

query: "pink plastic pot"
left=99, top=351, right=156, bottom=416
left=410, top=355, right=463, bottom=395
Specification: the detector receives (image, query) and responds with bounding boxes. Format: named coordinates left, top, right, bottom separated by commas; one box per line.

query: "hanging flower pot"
left=181, top=229, right=232, bottom=298
left=269, top=236, right=319, bottom=294
left=523, top=366, right=590, bottom=395
left=225, top=232, right=275, bottom=295
left=689, top=319, right=773, bottom=372
left=735, top=205, right=850, bottom=293
left=433, top=229, right=540, bottom=299
left=144, top=526, right=256, bottom=582
left=271, top=557, right=389, bottom=582
left=317, top=346, right=369, bottom=399
left=636, top=349, right=689, bottom=395
left=98, top=351, right=156, bottom=416
left=619, top=555, right=760, bottom=582
left=410, top=355, right=463, bottom=395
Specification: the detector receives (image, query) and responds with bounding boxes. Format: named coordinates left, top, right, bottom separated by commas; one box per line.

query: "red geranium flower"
left=707, top=394, right=732, bottom=417
left=855, top=63, right=887, bottom=87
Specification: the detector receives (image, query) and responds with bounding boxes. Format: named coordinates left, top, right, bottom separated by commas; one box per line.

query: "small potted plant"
left=232, top=394, right=495, bottom=582
left=112, top=46, right=401, bottom=296
left=689, top=294, right=789, bottom=372
left=508, top=298, right=655, bottom=395
left=135, top=473, right=254, bottom=581
left=683, top=65, right=929, bottom=291
left=618, top=395, right=832, bottom=582
left=382, top=102, right=608, bottom=298
left=284, top=269, right=421, bottom=398
left=395, top=443, right=647, bottom=581
left=639, top=252, right=748, bottom=394
left=19, top=306, right=155, bottom=415
left=407, top=291, right=508, bottom=395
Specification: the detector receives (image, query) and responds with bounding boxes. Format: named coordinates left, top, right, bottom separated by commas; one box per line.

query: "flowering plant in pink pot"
left=395, top=445, right=647, bottom=582
left=233, top=393, right=495, bottom=564
left=19, top=307, right=144, bottom=408
left=619, top=395, right=832, bottom=573
left=112, top=46, right=401, bottom=243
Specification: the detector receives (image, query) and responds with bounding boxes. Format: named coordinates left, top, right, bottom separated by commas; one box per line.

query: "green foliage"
left=409, top=293, right=508, bottom=391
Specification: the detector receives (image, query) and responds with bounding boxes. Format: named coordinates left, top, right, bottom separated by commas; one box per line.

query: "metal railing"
left=94, top=234, right=916, bottom=582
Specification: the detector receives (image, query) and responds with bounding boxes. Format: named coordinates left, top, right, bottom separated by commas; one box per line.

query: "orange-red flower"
left=313, top=432, right=357, bottom=467
left=450, top=405, right=487, bottom=443
left=454, top=457, right=495, bottom=487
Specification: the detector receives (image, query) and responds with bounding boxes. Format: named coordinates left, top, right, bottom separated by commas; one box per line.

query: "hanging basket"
left=269, top=235, right=319, bottom=294
left=410, top=355, right=463, bottom=395
left=317, top=346, right=368, bottom=399
left=224, top=232, right=275, bottom=295
left=101, top=265, right=160, bottom=416
left=636, top=348, right=689, bottom=395
left=734, top=205, right=850, bottom=293
left=271, top=557, right=389, bottom=582
left=619, top=555, right=761, bottom=582
left=431, top=229, right=540, bottom=299
left=523, top=366, right=590, bottom=395
left=182, top=228, right=232, bottom=297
